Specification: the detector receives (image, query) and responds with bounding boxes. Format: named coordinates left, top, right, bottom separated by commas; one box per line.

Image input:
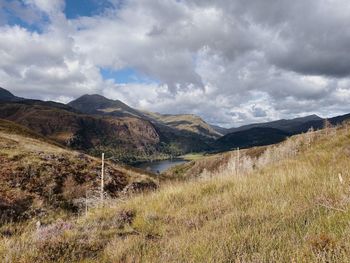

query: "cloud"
left=0, top=25, right=102, bottom=100
left=1, top=0, right=350, bottom=127
left=24, top=0, right=65, bottom=14
left=0, top=1, right=41, bottom=26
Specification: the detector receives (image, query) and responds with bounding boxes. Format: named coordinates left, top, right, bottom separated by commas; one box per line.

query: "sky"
left=1, top=0, right=350, bottom=127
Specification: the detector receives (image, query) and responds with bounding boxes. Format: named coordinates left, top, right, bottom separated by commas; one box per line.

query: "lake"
left=134, top=158, right=188, bottom=174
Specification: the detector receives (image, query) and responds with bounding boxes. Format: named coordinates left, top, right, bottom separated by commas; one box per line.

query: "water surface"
left=134, top=158, right=188, bottom=174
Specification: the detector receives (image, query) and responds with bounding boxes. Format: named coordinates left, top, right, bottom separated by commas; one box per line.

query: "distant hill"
left=0, top=87, right=78, bottom=112
left=210, top=124, right=230, bottom=135
left=0, top=102, right=163, bottom=163
left=68, top=94, right=144, bottom=118
left=0, top=87, right=22, bottom=102
left=68, top=94, right=216, bottom=152
left=2, top=87, right=350, bottom=159
left=142, top=111, right=222, bottom=139
left=227, top=115, right=322, bottom=134
left=0, top=89, right=212, bottom=162
left=214, top=127, right=289, bottom=151
left=69, top=94, right=221, bottom=140
left=213, top=114, right=350, bottom=151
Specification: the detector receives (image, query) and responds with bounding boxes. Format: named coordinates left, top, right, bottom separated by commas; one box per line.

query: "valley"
left=1, top=109, right=350, bottom=262
left=1, top=86, right=350, bottom=262
left=1, top=87, right=349, bottom=166
left=2, top=1, right=350, bottom=261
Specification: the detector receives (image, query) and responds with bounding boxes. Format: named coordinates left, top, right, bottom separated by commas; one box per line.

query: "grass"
left=0, top=119, right=157, bottom=224
left=180, top=152, right=207, bottom=161
left=1, top=124, right=350, bottom=262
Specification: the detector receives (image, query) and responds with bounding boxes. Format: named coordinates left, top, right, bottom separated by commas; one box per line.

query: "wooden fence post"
left=236, top=147, right=240, bottom=175
left=101, top=153, right=105, bottom=202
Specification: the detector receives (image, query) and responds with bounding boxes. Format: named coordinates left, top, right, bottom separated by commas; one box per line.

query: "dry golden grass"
left=0, top=119, right=157, bottom=224
left=1, top=125, right=350, bottom=262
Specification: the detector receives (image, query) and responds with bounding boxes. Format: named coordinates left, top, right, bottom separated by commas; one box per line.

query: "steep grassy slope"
left=163, top=146, right=268, bottom=180
left=0, top=119, right=157, bottom=223
left=2, top=123, right=350, bottom=262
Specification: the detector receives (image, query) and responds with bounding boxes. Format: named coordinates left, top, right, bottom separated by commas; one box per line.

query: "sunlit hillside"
left=0, top=119, right=157, bottom=224
left=2, top=123, right=350, bottom=262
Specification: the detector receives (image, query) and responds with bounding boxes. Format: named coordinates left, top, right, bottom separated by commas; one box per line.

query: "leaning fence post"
left=101, top=153, right=105, bottom=202
left=236, top=147, right=240, bottom=175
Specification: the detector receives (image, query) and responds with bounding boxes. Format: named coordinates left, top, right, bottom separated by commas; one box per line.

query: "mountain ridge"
left=226, top=114, right=323, bottom=134
left=2, top=87, right=350, bottom=158
left=0, top=87, right=22, bottom=102
left=0, top=89, right=213, bottom=162
left=68, top=94, right=144, bottom=118
left=69, top=94, right=222, bottom=139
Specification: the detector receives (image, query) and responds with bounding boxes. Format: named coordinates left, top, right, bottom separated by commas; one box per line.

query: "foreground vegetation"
left=1, top=124, right=350, bottom=262
left=0, top=119, right=157, bottom=223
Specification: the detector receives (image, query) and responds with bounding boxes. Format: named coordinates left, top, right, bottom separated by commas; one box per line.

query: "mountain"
left=69, top=94, right=222, bottom=140
left=227, top=115, right=322, bottom=134
left=68, top=94, right=144, bottom=118
left=142, top=111, right=222, bottom=139
left=68, top=94, right=216, bottom=153
left=214, top=114, right=350, bottom=151
left=214, top=127, right=289, bottom=151
left=0, top=87, right=22, bottom=102
left=0, top=119, right=157, bottom=223
left=0, top=89, right=212, bottom=162
left=329, top=113, right=350, bottom=125
left=210, top=124, right=230, bottom=135
left=2, top=87, right=350, bottom=160
left=0, top=101, right=163, bottom=163
left=0, top=87, right=79, bottom=112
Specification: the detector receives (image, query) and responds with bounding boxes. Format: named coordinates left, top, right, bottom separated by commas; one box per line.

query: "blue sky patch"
left=1, top=0, right=47, bottom=33
left=64, top=0, right=114, bottom=19
left=100, top=67, right=158, bottom=84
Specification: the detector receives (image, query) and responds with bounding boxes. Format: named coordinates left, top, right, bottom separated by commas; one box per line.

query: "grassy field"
left=1, top=124, right=350, bottom=262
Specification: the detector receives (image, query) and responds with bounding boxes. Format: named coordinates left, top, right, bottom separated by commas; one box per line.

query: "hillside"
left=216, top=114, right=350, bottom=151
left=0, top=87, right=22, bottom=102
left=0, top=102, right=162, bottom=163
left=210, top=124, right=230, bottom=135
left=68, top=94, right=216, bottom=153
left=143, top=111, right=222, bottom=139
left=227, top=115, right=322, bottom=134
left=68, top=94, right=144, bottom=118
left=214, top=127, right=289, bottom=151
left=69, top=94, right=221, bottom=139
left=0, top=119, right=157, bottom=223
left=0, top=89, right=215, bottom=162
left=2, top=87, right=350, bottom=161
left=2, top=122, right=350, bottom=262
